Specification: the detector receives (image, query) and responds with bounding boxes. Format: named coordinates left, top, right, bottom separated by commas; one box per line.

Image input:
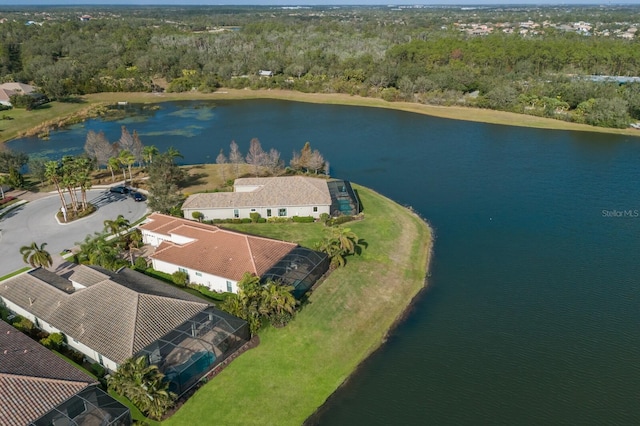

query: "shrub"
left=292, top=216, right=314, bottom=223
left=172, top=270, right=189, bottom=287
left=13, top=316, right=35, bottom=334
left=249, top=212, right=261, bottom=223
left=257, top=218, right=267, bottom=223
left=134, top=257, right=148, bottom=271
left=330, top=215, right=354, bottom=226
left=241, top=218, right=252, bottom=223
left=92, top=363, right=106, bottom=378
left=319, top=213, right=330, bottom=225
left=267, top=217, right=291, bottom=223
left=40, top=332, right=65, bottom=351
left=192, top=211, right=204, bottom=222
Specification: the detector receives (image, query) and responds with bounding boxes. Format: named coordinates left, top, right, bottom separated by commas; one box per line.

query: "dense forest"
left=1, top=5, right=640, bottom=128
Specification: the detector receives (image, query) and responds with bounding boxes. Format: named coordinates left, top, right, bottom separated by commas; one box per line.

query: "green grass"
left=165, top=185, right=432, bottom=426
left=0, top=266, right=30, bottom=281
left=51, top=350, right=99, bottom=380
left=221, top=221, right=326, bottom=249
left=108, top=390, right=161, bottom=426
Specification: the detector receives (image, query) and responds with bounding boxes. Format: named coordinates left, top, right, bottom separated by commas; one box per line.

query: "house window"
left=234, top=209, right=239, bottom=218
left=313, top=206, right=318, bottom=212
left=178, top=267, right=187, bottom=273
left=266, top=209, right=272, bottom=217
left=278, top=208, right=287, bottom=217
left=226, top=281, right=233, bottom=292
left=195, top=272, right=202, bottom=277
left=97, top=353, right=104, bottom=366
left=251, top=208, right=256, bottom=212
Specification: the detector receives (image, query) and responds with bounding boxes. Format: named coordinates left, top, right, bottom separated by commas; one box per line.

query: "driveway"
left=0, top=189, right=148, bottom=276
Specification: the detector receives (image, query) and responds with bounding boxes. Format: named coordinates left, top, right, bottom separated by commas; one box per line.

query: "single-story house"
left=0, top=82, right=36, bottom=107
left=0, top=265, right=249, bottom=394
left=182, top=176, right=359, bottom=221
left=258, top=70, right=273, bottom=77
left=0, top=321, right=131, bottom=426
left=139, top=213, right=330, bottom=298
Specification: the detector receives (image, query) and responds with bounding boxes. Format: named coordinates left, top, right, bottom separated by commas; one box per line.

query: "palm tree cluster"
left=20, top=241, right=52, bottom=269
left=222, top=273, right=298, bottom=334
left=315, top=226, right=365, bottom=269
left=45, top=155, right=95, bottom=221
left=76, top=215, right=143, bottom=270
left=107, top=356, right=175, bottom=421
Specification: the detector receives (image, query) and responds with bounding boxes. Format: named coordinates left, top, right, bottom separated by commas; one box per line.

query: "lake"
left=9, top=100, right=640, bottom=425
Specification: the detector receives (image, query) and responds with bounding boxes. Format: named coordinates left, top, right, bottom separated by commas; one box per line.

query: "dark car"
left=109, top=186, right=129, bottom=194
left=130, top=191, right=145, bottom=202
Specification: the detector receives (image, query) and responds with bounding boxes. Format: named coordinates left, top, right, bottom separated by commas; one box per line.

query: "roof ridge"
left=129, top=292, right=143, bottom=358
left=0, top=372, right=94, bottom=386
left=244, top=234, right=258, bottom=274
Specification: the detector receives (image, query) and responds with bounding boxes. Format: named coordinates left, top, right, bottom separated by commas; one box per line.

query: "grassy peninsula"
left=165, top=184, right=433, bottom=425
left=1, top=89, right=639, bottom=147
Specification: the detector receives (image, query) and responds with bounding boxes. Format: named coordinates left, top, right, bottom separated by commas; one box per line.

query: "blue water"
left=9, top=100, right=640, bottom=424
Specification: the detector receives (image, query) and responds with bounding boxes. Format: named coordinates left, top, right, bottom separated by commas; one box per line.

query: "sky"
left=5, top=0, right=623, bottom=6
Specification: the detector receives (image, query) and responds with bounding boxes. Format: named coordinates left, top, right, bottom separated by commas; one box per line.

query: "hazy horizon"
left=2, top=0, right=629, bottom=7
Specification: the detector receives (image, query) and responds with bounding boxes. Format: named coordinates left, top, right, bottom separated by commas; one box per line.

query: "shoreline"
left=84, top=89, right=640, bottom=138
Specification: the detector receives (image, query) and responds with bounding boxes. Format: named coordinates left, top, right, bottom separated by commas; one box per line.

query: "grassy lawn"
left=165, top=185, right=432, bottom=426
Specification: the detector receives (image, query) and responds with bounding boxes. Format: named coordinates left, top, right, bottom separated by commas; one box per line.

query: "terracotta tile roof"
left=0, top=321, right=95, bottom=426
left=0, top=267, right=209, bottom=364
left=143, top=213, right=297, bottom=281
left=182, top=176, right=332, bottom=210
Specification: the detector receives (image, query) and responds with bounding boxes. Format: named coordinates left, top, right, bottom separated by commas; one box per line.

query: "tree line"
left=1, top=6, right=640, bottom=127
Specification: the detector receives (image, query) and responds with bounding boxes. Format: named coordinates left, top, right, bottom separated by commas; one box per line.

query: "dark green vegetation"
left=19, top=241, right=52, bottom=269
left=166, top=185, right=432, bottom=426
left=1, top=5, right=640, bottom=128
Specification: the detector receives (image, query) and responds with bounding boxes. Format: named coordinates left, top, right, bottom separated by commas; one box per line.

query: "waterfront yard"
left=165, top=185, right=432, bottom=425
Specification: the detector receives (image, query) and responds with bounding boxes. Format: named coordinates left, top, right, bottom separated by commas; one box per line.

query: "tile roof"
left=142, top=213, right=297, bottom=281
left=0, top=321, right=95, bottom=426
left=182, top=176, right=332, bottom=210
left=0, top=267, right=209, bottom=364
left=0, top=82, right=35, bottom=94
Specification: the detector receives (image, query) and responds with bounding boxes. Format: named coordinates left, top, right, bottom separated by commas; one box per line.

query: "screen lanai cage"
left=137, top=307, right=250, bottom=395
left=30, top=386, right=131, bottom=426
left=262, top=247, right=330, bottom=299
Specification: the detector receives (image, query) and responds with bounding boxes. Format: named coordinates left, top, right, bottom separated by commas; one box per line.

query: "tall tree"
left=107, top=156, right=120, bottom=182
left=84, top=130, right=113, bottom=168
left=147, top=151, right=185, bottom=214
left=265, top=148, right=284, bottom=176
left=103, top=214, right=130, bottom=237
left=228, top=140, right=244, bottom=178
left=20, top=242, right=52, bottom=269
left=118, top=149, right=136, bottom=182
left=216, top=148, right=228, bottom=182
left=245, top=137, right=266, bottom=177
left=143, top=145, right=159, bottom=167
left=44, top=160, right=67, bottom=216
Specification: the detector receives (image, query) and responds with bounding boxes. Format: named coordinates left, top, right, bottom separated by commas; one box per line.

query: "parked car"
left=109, top=186, right=129, bottom=194
left=130, top=191, right=145, bottom=202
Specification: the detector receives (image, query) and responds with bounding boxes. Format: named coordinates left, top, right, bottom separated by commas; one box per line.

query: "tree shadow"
left=181, top=172, right=208, bottom=188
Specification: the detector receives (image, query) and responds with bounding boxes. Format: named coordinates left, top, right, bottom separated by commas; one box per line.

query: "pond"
left=9, top=100, right=640, bottom=425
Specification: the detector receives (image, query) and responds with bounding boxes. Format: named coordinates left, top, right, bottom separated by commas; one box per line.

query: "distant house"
left=0, top=321, right=131, bottom=425
left=139, top=213, right=330, bottom=298
left=182, top=176, right=359, bottom=221
left=258, top=70, right=274, bottom=77
left=0, top=265, right=249, bottom=394
left=0, top=82, right=37, bottom=107
left=79, top=15, right=92, bottom=21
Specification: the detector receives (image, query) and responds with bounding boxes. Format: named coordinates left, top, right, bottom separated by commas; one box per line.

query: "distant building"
left=258, top=70, right=274, bottom=77
left=0, top=82, right=36, bottom=107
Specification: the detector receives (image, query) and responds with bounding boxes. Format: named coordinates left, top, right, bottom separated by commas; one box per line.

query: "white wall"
left=184, top=204, right=329, bottom=221
left=152, top=258, right=238, bottom=293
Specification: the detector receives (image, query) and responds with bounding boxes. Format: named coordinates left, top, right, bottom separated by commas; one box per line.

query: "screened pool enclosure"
left=137, top=307, right=250, bottom=395
left=261, top=247, right=330, bottom=299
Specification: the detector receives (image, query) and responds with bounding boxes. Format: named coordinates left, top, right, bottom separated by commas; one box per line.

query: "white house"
left=0, top=82, right=36, bottom=107
left=139, top=213, right=298, bottom=293
left=182, top=176, right=334, bottom=221
left=0, top=265, right=213, bottom=372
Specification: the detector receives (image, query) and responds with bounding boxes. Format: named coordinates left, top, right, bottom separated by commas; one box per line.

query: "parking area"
left=0, top=189, right=148, bottom=277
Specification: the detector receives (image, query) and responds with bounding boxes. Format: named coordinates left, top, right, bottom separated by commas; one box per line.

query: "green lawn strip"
left=0, top=266, right=31, bottom=281
left=165, top=185, right=432, bottom=426
left=108, top=390, right=161, bottom=426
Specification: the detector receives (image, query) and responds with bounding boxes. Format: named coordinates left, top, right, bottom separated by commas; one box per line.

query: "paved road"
left=0, top=189, right=148, bottom=276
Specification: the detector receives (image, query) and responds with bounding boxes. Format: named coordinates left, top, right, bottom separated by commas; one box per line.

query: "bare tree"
left=131, top=130, right=144, bottom=166
left=308, top=149, right=325, bottom=174
left=246, top=138, right=266, bottom=177
left=84, top=130, right=114, bottom=168
left=216, top=148, right=228, bottom=183
left=266, top=148, right=284, bottom=175
left=118, top=126, right=135, bottom=153
left=229, top=140, right=244, bottom=178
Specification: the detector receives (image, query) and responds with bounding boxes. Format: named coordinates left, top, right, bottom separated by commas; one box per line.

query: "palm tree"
left=77, top=233, right=122, bottom=270
left=142, top=145, right=159, bottom=167
left=118, top=149, right=136, bottom=182
left=166, top=146, right=183, bottom=162
left=107, top=157, right=120, bottom=182
left=108, top=356, right=175, bottom=421
left=45, top=160, right=67, bottom=215
left=260, top=281, right=298, bottom=327
left=103, top=214, right=130, bottom=237
left=316, top=226, right=365, bottom=268
left=20, top=242, right=52, bottom=269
